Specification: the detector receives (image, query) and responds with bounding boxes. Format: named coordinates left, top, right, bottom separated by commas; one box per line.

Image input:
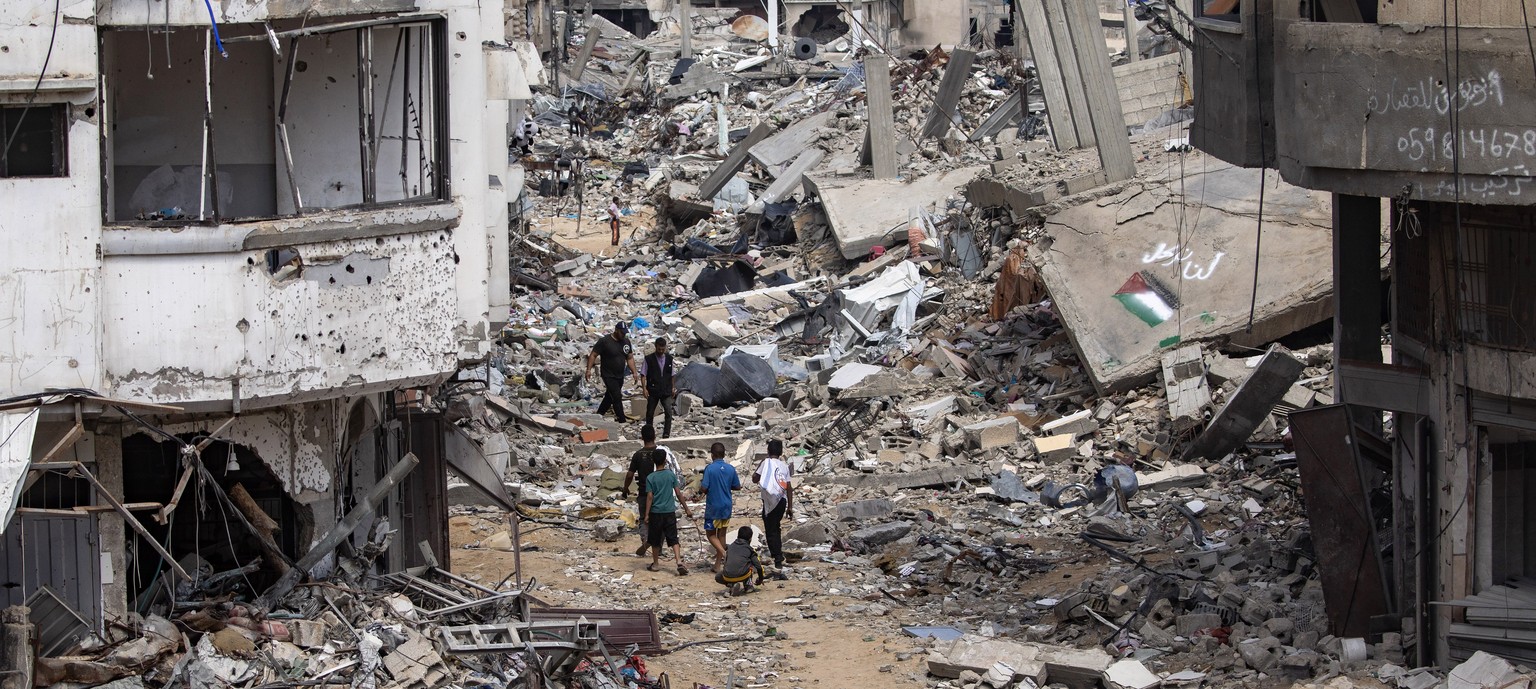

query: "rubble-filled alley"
left=6, top=1, right=1536, bottom=689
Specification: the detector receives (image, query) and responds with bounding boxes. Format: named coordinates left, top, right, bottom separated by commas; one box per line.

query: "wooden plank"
left=864, top=55, right=898, bottom=178
left=696, top=123, right=772, bottom=200
left=1058, top=0, right=1136, bottom=182
left=73, top=462, right=192, bottom=582
left=920, top=48, right=977, bottom=139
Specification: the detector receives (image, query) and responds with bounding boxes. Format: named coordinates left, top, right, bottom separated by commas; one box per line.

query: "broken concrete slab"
left=749, top=112, right=834, bottom=170
left=926, top=636, right=1046, bottom=684
left=1035, top=645, right=1114, bottom=689
left=808, top=167, right=986, bottom=259
left=803, top=466, right=987, bottom=491
left=1040, top=409, right=1097, bottom=439
left=848, top=521, right=913, bottom=548
left=1033, top=156, right=1333, bottom=392
left=1103, top=659, right=1161, bottom=689
left=1137, top=464, right=1209, bottom=490
left=836, top=498, right=896, bottom=521
left=1183, top=346, right=1305, bottom=461
left=761, top=149, right=826, bottom=204
left=1161, top=344, right=1212, bottom=432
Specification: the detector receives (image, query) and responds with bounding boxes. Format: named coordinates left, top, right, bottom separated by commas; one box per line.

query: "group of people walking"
left=621, top=433, right=795, bottom=595
left=589, top=325, right=794, bottom=594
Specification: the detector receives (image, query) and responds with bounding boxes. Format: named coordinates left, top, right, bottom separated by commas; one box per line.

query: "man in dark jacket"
left=586, top=323, right=639, bottom=423
left=640, top=337, right=677, bottom=438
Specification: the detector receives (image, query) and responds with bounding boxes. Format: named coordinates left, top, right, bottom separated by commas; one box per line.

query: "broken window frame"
left=0, top=103, right=69, bottom=178
left=100, top=16, right=451, bottom=226
left=1195, top=0, right=1243, bottom=24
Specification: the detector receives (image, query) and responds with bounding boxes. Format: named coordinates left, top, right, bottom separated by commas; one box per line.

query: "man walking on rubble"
left=644, top=447, right=694, bottom=576
left=640, top=337, right=677, bottom=438
left=586, top=323, right=639, bottom=423
left=752, top=439, right=793, bottom=575
left=623, top=424, right=665, bottom=556
left=715, top=526, right=766, bottom=595
left=608, top=196, right=623, bottom=246
left=698, top=442, right=741, bottom=573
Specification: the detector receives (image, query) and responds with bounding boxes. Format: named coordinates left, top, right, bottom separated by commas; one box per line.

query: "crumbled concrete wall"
left=1114, top=54, right=1183, bottom=128
left=101, top=228, right=461, bottom=407
left=155, top=402, right=339, bottom=504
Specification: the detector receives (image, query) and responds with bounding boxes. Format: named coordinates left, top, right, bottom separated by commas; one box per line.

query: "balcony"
left=1192, top=5, right=1536, bottom=205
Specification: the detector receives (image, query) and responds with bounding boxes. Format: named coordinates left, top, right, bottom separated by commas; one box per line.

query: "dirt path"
left=449, top=511, right=931, bottom=688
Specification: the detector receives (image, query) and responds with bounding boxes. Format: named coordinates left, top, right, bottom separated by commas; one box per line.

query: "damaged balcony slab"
left=100, top=204, right=459, bottom=256
left=1033, top=156, right=1334, bottom=392
left=807, top=167, right=986, bottom=259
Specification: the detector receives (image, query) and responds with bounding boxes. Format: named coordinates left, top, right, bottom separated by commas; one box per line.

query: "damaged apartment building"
left=0, top=0, right=541, bottom=637
left=509, top=0, right=1016, bottom=57
left=1192, top=0, right=1536, bottom=669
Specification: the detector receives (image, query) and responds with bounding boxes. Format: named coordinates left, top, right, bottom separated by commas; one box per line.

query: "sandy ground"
left=526, top=192, right=661, bottom=258
left=449, top=510, right=932, bottom=689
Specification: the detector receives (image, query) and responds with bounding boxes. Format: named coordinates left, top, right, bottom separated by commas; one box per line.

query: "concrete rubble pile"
left=419, top=12, right=1465, bottom=689
left=16, top=533, right=662, bottom=689
left=367, top=9, right=1513, bottom=689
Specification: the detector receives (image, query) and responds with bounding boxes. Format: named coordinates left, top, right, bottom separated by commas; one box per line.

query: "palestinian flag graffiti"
left=1114, top=271, right=1181, bottom=327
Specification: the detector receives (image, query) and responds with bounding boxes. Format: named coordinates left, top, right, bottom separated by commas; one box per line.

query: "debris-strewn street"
left=6, top=0, right=1536, bottom=688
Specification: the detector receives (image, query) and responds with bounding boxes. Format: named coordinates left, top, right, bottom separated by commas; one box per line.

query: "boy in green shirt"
left=644, top=451, right=694, bottom=576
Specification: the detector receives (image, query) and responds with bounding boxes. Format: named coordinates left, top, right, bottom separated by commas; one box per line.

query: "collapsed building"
left=0, top=0, right=542, bottom=662
left=1191, top=0, right=1536, bottom=669
left=5, top=0, right=1536, bottom=686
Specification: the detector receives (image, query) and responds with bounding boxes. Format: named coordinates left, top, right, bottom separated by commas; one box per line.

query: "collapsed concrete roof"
left=1032, top=154, right=1335, bottom=392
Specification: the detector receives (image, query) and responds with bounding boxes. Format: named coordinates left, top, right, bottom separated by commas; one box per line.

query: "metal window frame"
left=0, top=103, right=68, bottom=178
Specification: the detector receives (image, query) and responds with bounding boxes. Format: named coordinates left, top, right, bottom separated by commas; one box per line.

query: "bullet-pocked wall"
left=100, top=224, right=462, bottom=407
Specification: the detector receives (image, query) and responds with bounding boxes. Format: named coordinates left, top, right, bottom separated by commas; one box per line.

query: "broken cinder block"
left=963, top=417, right=1022, bottom=451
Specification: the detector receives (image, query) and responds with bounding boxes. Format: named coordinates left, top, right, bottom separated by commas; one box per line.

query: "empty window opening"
left=791, top=6, right=851, bottom=42
left=103, top=17, right=447, bottom=224
left=1, top=104, right=68, bottom=178
left=1487, top=429, right=1536, bottom=585
left=121, top=434, right=311, bottom=613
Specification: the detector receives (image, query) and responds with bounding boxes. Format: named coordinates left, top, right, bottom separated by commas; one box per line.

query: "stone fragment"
left=836, top=499, right=896, bottom=521
left=592, top=519, right=626, bottom=542
left=848, top=521, right=912, bottom=547
left=964, top=417, right=1022, bottom=451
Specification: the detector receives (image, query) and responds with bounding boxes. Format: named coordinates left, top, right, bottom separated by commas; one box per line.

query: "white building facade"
left=0, top=0, right=540, bottom=631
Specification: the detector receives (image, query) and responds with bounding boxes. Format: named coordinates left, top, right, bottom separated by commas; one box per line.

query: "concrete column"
left=0, top=606, right=31, bottom=689
left=1332, top=194, right=1385, bottom=404
left=679, top=0, right=693, bottom=59
left=1122, top=2, right=1139, bottom=61
left=864, top=55, right=897, bottom=179
left=1058, top=0, right=1136, bottom=182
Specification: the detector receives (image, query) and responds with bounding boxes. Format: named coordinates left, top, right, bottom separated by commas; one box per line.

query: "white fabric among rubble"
left=0, top=409, right=39, bottom=532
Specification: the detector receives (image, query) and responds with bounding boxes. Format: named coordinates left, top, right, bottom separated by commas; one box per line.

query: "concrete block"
left=925, top=636, right=1046, bottom=684
left=592, top=519, right=626, bottom=542
left=579, top=429, right=610, bottom=443
left=1236, top=637, right=1281, bottom=672
left=784, top=520, right=832, bottom=545
left=964, top=416, right=1022, bottom=451
left=836, top=498, right=896, bottom=521
left=1033, top=434, right=1077, bottom=462
left=1175, top=613, right=1224, bottom=637
left=847, top=521, right=913, bottom=547
left=1041, top=409, right=1098, bottom=439
left=1103, top=659, right=1160, bottom=689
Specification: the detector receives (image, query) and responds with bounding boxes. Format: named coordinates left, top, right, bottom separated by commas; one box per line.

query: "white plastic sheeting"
left=0, top=409, right=41, bottom=535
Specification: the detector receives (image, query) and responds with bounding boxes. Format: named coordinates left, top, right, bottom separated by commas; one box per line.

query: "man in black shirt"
left=640, top=337, right=677, bottom=438
left=623, top=424, right=663, bottom=556
left=585, top=323, right=639, bottom=422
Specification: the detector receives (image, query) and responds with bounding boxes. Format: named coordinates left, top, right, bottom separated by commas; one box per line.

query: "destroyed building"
left=1192, top=0, right=1536, bottom=669
left=1, top=0, right=541, bottom=642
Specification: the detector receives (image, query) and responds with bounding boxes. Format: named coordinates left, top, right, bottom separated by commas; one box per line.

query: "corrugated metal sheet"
left=0, top=513, right=102, bottom=629
left=530, top=607, right=662, bottom=654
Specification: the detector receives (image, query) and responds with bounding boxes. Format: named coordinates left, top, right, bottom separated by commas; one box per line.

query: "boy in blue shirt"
left=644, top=450, right=694, bottom=576
left=698, top=442, right=741, bottom=573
